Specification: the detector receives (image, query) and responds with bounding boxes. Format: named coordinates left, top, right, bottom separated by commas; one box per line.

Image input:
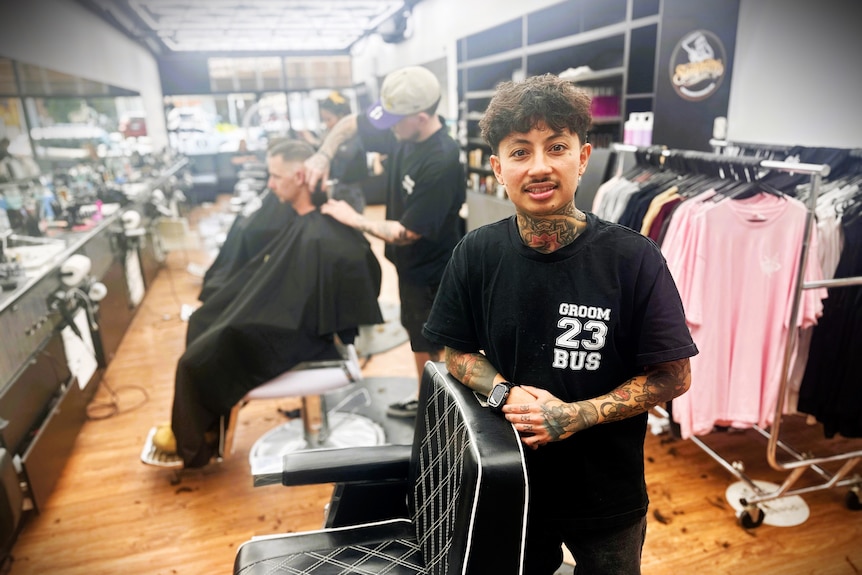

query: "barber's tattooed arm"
left=315, top=114, right=358, bottom=164
left=506, top=358, right=692, bottom=449
left=320, top=200, right=420, bottom=245
left=444, top=347, right=503, bottom=396
left=354, top=217, right=421, bottom=245
left=305, top=114, right=358, bottom=191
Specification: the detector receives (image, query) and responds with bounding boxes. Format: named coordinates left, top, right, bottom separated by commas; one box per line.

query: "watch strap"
left=488, top=381, right=514, bottom=413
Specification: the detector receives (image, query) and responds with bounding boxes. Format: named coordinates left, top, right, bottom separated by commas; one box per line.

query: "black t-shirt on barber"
left=357, top=114, right=465, bottom=286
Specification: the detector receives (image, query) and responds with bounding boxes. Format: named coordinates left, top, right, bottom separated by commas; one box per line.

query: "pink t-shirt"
left=664, top=193, right=828, bottom=438
left=660, top=190, right=716, bottom=308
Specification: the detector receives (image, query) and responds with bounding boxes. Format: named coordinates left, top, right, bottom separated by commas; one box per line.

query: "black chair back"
left=411, top=362, right=529, bottom=574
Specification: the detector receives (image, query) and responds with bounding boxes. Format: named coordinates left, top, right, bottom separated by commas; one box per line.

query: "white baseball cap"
left=366, top=66, right=441, bottom=130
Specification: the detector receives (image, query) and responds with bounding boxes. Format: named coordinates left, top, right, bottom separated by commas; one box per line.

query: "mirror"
left=0, top=57, right=148, bottom=174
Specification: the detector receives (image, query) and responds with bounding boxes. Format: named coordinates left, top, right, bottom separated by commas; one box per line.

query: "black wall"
left=653, top=0, right=740, bottom=151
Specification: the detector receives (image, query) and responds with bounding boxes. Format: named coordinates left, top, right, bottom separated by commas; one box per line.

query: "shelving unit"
left=456, top=0, right=662, bottom=230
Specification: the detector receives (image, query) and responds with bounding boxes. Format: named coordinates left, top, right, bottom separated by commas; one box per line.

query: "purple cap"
left=366, top=66, right=441, bottom=130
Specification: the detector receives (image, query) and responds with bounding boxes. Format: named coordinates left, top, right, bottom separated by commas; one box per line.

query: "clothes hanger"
left=841, top=196, right=862, bottom=225
left=706, top=159, right=752, bottom=200
left=663, top=153, right=712, bottom=197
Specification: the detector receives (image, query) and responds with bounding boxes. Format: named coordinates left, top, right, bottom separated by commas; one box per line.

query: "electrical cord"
left=131, top=256, right=190, bottom=325
left=86, top=374, right=150, bottom=421
left=56, top=289, right=151, bottom=420
left=69, top=287, right=99, bottom=332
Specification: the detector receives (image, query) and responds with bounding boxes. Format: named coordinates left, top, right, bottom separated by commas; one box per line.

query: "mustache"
left=522, top=178, right=558, bottom=190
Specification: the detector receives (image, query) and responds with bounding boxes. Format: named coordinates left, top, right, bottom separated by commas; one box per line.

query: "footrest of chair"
left=140, top=426, right=183, bottom=468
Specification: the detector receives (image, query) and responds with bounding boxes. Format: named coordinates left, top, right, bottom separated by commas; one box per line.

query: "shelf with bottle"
left=561, top=69, right=626, bottom=142
left=467, top=171, right=503, bottom=198
left=466, top=143, right=495, bottom=179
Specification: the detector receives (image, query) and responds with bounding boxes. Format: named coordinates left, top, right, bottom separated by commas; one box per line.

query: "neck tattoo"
left=518, top=207, right=587, bottom=254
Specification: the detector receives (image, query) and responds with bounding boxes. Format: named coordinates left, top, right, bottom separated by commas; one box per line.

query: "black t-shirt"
left=423, top=212, right=698, bottom=527
left=357, top=114, right=465, bottom=285
left=798, top=214, right=862, bottom=438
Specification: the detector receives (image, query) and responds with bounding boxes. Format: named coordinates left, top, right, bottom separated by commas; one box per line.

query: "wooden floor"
left=6, top=201, right=862, bottom=575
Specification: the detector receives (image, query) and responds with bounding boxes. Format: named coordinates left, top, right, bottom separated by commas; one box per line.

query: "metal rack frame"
left=613, top=142, right=862, bottom=527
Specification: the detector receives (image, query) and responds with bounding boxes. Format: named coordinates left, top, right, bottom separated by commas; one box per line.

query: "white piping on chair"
left=430, top=364, right=530, bottom=575
left=513, top=421, right=530, bottom=575
left=241, top=518, right=413, bottom=544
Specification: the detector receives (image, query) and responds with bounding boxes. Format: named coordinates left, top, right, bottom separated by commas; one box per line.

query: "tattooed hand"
left=501, top=358, right=691, bottom=450
left=503, top=385, right=597, bottom=450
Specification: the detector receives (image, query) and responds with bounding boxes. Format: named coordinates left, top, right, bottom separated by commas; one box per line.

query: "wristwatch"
left=487, top=381, right=515, bottom=413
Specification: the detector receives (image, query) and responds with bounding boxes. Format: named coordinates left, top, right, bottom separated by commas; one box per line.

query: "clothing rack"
left=611, top=142, right=653, bottom=176
left=612, top=142, right=862, bottom=528
left=708, top=138, right=793, bottom=157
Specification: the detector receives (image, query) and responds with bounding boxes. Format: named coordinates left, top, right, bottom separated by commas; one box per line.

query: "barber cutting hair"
left=305, top=66, right=465, bottom=419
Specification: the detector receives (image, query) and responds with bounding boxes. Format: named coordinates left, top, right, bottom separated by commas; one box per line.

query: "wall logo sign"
left=670, top=29, right=727, bottom=101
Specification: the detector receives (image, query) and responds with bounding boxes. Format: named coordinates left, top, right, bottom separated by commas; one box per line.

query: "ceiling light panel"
left=127, top=0, right=406, bottom=52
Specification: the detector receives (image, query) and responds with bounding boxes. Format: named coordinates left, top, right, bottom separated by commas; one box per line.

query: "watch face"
left=488, top=383, right=508, bottom=407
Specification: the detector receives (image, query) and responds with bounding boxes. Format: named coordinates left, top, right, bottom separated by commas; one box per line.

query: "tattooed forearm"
left=591, top=358, right=691, bottom=425
left=356, top=218, right=419, bottom=245
left=318, top=114, right=358, bottom=160
left=445, top=347, right=498, bottom=394
left=598, top=398, right=642, bottom=422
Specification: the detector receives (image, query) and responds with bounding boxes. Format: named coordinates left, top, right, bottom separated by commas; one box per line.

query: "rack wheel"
left=736, top=505, right=765, bottom=528
left=846, top=487, right=862, bottom=511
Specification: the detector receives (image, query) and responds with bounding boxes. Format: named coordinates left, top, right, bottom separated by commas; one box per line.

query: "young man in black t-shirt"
left=305, top=66, right=465, bottom=418
left=422, top=74, right=698, bottom=574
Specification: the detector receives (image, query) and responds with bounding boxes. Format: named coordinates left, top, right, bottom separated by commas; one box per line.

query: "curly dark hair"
left=479, top=74, right=592, bottom=154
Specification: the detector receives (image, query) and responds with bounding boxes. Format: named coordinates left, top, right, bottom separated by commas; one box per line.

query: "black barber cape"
left=198, top=191, right=296, bottom=303
left=173, top=209, right=383, bottom=467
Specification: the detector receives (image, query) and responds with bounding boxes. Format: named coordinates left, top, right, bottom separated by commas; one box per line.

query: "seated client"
left=153, top=139, right=383, bottom=468
left=196, top=188, right=296, bottom=305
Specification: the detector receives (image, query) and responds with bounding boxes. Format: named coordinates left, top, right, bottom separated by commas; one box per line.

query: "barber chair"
left=142, top=335, right=384, bottom=469
left=233, top=361, right=529, bottom=575
left=219, top=336, right=385, bottom=473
